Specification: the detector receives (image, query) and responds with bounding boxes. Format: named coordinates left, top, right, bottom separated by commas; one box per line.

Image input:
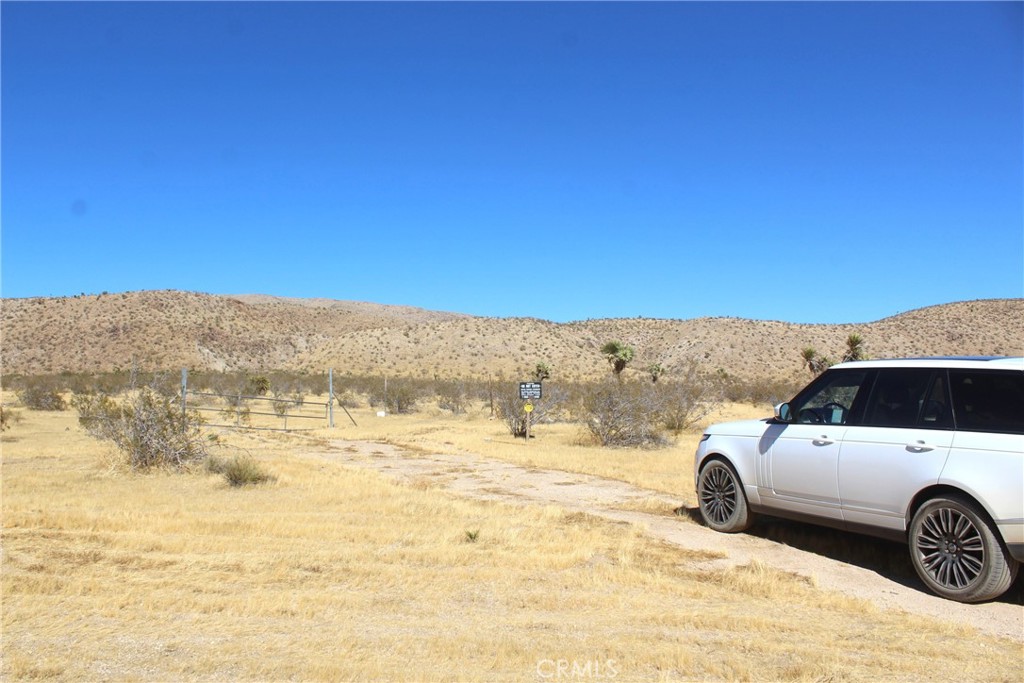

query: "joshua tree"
left=646, top=363, right=664, bottom=384
left=801, top=347, right=831, bottom=376
left=601, top=341, right=635, bottom=378
left=801, top=347, right=816, bottom=373
left=248, top=375, right=271, bottom=396
left=534, top=362, right=551, bottom=382
left=842, top=334, right=867, bottom=362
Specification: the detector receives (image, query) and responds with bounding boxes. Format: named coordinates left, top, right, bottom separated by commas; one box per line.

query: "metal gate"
left=179, top=369, right=344, bottom=431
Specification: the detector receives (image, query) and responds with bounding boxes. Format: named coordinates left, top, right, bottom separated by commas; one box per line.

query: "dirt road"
left=318, top=439, right=1023, bottom=642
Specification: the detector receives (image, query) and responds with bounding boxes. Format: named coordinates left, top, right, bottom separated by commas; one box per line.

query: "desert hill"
left=1, top=291, right=467, bottom=376
left=2, top=291, right=1022, bottom=382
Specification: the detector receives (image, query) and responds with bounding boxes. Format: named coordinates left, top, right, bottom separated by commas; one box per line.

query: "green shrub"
left=248, top=375, right=271, bottom=396
left=219, top=454, right=275, bottom=487
left=371, top=379, right=421, bottom=414
left=205, top=453, right=230, bottom=475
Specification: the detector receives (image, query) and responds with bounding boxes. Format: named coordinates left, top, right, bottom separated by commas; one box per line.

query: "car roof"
left=831, top=356, right=1024, bottom=371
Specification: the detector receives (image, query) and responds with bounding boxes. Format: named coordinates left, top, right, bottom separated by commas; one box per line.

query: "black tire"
left=909, top=495, right=1019, bottom=603
left=697, top=459, right=754, bottom=533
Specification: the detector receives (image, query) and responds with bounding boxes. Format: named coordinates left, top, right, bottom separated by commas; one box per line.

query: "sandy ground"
left=316, top=439, right=1023, bottom=643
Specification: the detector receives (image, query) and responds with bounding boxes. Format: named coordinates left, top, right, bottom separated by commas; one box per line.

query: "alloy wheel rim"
left=916, top=507, right=985, bottom=590
left=701, top=466, right=737, bottom=524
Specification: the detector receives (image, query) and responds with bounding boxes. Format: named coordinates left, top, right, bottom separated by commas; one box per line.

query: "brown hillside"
left=2, top=291, right=1021, bottom=382
left=1, top=291, right=467, bottom=375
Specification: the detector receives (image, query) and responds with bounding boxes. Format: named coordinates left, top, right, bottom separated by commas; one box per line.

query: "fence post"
left=181, top=368, right=188, bottom=421
left=328, top=368, right=334, bottom=428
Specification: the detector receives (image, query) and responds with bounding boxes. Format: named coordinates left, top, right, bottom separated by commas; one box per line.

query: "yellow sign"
left=524, top=402, right=534, bottom=413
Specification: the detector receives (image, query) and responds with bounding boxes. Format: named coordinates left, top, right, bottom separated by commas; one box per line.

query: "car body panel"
left=941, top=431, right=1024, bottom=528
left=693, top=419, right=771, bottom=508
left=839, top=425, right=953, bottom=530
left=764, top=423, right=845, bottom=519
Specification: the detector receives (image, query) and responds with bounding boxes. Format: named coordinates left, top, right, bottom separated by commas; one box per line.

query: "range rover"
left=694, top=357, right=1024, bottom=602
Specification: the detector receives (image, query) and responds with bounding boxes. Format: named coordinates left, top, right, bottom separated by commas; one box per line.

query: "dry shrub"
left=655, top=360, right=723, bottom=433
left=0, top=405, right=22, bottom=431
left=436, top=379, right=469, bottom=414
left=495, top=383, right=567, bottom=438
left=723, top=374, right=806, bottom=405
left=17, top=378, right=68, bottom=411
left=73, top=386, right=207, bottom=471
left=580, top=379, right=667, bottom=448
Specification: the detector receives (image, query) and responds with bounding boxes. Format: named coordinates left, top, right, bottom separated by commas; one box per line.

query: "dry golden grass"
left=3, top=403, right=1022, bottom=682
left=329, top=400, right=772, bottom=503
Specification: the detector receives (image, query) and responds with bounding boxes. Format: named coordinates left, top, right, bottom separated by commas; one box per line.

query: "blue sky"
left=2, top=1, right=1021, bottom=324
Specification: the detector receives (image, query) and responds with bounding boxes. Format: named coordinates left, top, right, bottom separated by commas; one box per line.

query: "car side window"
left=862, top=369, right=938, bottom=428
left=950, top=371, right=1024, bottom=434
left=790, top=370, right=869, bottom=425
left=919, top=373, right=953, bottom=429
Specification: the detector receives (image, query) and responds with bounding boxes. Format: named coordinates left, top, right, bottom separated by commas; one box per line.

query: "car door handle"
left=906, top=441, right=934, bottom=453
left=813, top=436, right=835, bottom=446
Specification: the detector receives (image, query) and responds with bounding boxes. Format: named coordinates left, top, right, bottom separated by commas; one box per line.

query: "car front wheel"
left=909, top=495, right=1018, bottom=603
left=697, top=459, right=754, bottom=533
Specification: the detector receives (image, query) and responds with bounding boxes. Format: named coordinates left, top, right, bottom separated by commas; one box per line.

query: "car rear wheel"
left=909, top=495, right=1018, bottom=603
left=697, top=460, right=754, bottom=533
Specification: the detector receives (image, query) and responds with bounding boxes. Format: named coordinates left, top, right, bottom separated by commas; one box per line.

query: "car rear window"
left=862, top=368, right=937, bottom=428
left=949, top=370, right=1024, bottom=435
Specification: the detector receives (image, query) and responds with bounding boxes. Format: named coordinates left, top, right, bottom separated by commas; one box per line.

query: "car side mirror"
left=775, top=402, right=793, bottom=422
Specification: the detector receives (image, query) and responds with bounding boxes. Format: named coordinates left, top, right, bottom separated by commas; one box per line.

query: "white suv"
left=694, top=357, right=1024, bottom=602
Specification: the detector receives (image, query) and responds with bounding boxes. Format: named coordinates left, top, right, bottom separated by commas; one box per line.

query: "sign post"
left=519, top=382, right=542, bottom=445
left=524, top=401, right=534, bottom=444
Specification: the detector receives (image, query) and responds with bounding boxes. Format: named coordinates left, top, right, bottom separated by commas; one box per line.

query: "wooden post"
left=328, top=368, right=334, bottom=428
left=179, top=370, right=187, bottom=419
left=488, top=376, right=495, bottom=418
left=524, top=401, right=534, bottom=446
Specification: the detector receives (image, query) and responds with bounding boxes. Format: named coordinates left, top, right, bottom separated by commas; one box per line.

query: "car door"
left=839, top=369, right=952, bottom=532
left=765, top=369, right=871, bottom=520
